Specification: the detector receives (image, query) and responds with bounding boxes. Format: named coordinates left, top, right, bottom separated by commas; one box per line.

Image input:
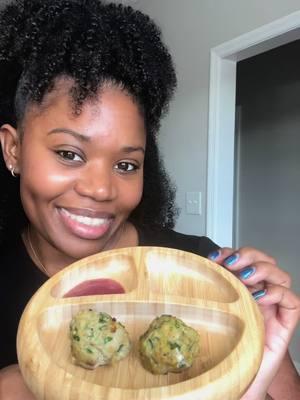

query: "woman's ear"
left=0, top=124, right=21, bottom=175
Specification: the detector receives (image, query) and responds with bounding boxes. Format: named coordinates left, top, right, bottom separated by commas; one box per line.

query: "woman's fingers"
left=208, top=247, right=291, bottom=288
left=225, top=246, right=276, bottom=267
left=256, top=284, right=300, bottom=335
left=208, top=247, right=234, bottom=263
left=237, top=262, right=291, bottom=288
left=209, top=246, right=276, bottom=268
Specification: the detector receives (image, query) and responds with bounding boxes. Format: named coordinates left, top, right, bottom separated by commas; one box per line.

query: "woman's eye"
left=115, top=161, right=138, bottom=173
left=57, top=150, right=83, bottom=162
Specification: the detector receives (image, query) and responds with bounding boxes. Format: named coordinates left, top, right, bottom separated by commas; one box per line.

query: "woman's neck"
left=22, top=222, right=139, bottom=277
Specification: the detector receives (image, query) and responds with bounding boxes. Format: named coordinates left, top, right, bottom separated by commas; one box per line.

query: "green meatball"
left=138, top=315, right=200, bottom=374
left=69, top=310, right=131, bottom=369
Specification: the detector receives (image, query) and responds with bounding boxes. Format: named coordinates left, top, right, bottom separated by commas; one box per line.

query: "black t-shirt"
left=0, top=226, right=218, bottom=368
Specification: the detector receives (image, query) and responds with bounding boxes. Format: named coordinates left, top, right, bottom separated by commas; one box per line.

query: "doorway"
left=207, top=12, right=300, bottom=369
left=234, top=40, right=300, bottom=369
left=235, top=40, right=300, bottom=255
left=207, top=10, right=300, bottom=247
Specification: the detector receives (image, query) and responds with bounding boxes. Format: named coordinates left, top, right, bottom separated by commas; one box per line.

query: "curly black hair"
left=0, top=0, right=178, bottom=242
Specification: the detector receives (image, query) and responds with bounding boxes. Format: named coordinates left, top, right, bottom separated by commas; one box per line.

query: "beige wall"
left=136, top=0, right=300, bottom=236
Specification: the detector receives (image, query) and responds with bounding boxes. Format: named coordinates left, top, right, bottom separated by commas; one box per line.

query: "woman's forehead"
left=24, top=76, right=141, bottom=120
left=22, top=82, right=146, bottom=142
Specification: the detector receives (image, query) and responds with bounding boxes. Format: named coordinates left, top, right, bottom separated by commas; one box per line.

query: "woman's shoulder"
left=136, top=224, right=219, bottom=258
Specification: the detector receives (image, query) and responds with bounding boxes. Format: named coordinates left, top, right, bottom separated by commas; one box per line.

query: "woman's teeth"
left=61, top=209, right=108, bottom=227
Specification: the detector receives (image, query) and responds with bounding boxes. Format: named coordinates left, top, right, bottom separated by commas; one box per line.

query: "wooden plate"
left=17, top=246, right=264, bottom=400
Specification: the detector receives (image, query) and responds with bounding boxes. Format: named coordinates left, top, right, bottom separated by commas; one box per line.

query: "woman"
left=0, top=1, right=299, bottom=399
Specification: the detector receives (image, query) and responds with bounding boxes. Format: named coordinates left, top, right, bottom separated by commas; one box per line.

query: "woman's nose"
left=74, top=163, right=117, bottom=201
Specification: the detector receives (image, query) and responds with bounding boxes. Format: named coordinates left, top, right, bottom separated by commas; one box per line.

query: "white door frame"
left=206, top=11, right=300, bottom=247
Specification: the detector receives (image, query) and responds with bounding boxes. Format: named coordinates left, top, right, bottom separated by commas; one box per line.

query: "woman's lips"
left=58, top=207, right=113, bottom=239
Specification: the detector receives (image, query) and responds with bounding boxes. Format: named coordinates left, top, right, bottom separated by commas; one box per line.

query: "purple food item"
left=63, top=278, right=125, bottom=297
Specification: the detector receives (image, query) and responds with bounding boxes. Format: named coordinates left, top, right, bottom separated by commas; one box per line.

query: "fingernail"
left=208, top=250, right=220, bottom=260
left=252, top=289, right=266, bottom=301
left=239, top=266, right=255, bottom=280
left=224, top=253, right=239, bottom=266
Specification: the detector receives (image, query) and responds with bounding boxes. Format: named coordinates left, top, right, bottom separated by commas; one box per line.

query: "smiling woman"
left=0, top=0, right=181, bottom=372
left=0, top=1, right=299, bottom=400
left=10, top=83, right=146, bottom=263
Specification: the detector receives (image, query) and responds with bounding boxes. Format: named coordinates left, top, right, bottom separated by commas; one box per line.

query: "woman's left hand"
left=208, top=247, right=300, bottom=400
left=0, top=364, right=36, bottom=400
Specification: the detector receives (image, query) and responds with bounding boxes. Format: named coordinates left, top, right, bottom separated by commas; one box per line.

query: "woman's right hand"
left=0, top=364, right=35, bottom=400
left=209, top=246, right=300, bottom=399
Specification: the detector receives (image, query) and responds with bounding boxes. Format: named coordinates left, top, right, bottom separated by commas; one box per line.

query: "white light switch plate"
left=186, top=191, right=202, bottom=215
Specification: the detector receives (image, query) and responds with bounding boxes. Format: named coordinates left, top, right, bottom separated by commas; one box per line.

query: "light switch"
left=186, top=191, right=202, bottom=215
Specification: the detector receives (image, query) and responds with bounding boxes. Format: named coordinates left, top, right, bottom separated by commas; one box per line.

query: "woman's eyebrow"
left=48, top=129, right=145, bottom=153
left=122, top=146, right=145, bottom=154
left=47, top=128, right=90, bottom=142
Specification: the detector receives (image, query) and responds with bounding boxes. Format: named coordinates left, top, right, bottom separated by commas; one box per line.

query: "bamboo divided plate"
left=17, top=247, right=264, bottom=400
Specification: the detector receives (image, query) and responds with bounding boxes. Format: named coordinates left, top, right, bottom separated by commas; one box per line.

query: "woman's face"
left=17, top=83, right=146, bottom=260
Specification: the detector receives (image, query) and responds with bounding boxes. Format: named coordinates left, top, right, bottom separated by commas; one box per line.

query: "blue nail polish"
left=208, top=250, right=220, bottom=260
left=224, top=253, right=239, bottom=266
left=252, top=289, right=266, bottom=301
left=239, top=266, right=255, bottom=280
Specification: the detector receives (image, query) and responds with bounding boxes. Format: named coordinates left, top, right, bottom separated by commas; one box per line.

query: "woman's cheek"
left=119, top=178, right=143, bottom=214
left=131, top=178, right=144, bottom=207
left=20, top=163, right=75, bottom=201
left=44, top=170, right=76, bottom=186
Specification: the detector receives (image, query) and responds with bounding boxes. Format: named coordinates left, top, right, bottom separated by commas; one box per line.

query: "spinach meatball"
left=138, top=315, right=200, bottom=374
left=70, top=310, right=131, bottom=369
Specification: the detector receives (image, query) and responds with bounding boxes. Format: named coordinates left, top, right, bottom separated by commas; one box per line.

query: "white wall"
left=136, top=0, right=300, bottom=237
